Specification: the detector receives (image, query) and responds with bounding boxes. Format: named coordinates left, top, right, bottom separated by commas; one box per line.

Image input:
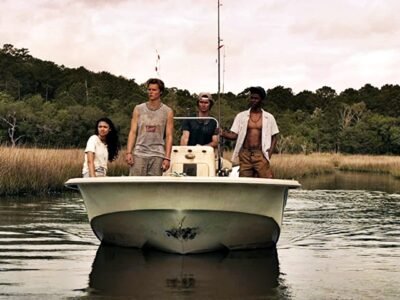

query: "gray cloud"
left=1, top=0, right=399, bottom=94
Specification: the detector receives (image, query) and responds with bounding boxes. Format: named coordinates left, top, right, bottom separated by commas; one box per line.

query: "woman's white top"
left=82, top=135, right=108, bottom=175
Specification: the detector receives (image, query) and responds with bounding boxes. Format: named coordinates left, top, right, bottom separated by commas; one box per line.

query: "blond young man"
left=126, top=78, right=174, bottom=176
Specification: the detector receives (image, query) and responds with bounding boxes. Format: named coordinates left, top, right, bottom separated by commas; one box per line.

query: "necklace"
left=250, top=112, right=262, bottom=123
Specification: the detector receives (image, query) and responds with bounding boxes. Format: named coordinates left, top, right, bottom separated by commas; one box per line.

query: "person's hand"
left=126, top=153, right=134, bottom=166
left=162, top=158, right=170, bottom=172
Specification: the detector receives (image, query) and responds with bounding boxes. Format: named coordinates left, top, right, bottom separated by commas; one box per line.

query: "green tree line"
left=1, top=44, right=400, bottom=154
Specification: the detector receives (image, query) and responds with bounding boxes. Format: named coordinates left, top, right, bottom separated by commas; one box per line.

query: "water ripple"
left=282, top=189, right=400, bottom=250
left=0, top=188, right=399, bottom=299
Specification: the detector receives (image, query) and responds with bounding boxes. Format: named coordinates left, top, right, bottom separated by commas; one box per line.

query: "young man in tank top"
left=125, top=78, right=174, bottom=176
left=220, top=86, right=279, bottom=178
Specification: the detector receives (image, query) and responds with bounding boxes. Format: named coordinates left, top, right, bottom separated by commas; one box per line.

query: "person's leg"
left=129, top=156, right=148, bottom=176
left=147, top=157, right=164, bottom=176
left=239, top=149, right=255, bottom=177
left=253, top=151, right=273, bottom=178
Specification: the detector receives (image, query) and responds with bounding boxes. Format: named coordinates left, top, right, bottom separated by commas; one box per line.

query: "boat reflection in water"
left=88, top=244, right=285, bottom=299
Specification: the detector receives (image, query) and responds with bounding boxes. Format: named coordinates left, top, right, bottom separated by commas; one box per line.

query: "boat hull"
left=92, top=209, right=279, bottom=254
left=66, top=176, right=300, bottom=254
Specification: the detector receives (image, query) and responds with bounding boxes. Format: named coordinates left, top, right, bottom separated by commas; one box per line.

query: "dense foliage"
left=1, top=44, right=400, bottom=154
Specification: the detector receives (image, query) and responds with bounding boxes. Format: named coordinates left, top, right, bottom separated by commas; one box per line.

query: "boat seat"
left=166, top=145, right=216, bottom=177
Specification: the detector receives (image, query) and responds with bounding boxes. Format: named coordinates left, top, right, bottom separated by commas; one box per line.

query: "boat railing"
left=173, top=116, right=219, bottom=129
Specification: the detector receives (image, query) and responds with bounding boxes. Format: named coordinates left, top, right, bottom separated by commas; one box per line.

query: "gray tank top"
left=134, top=102, right=172, bottom=158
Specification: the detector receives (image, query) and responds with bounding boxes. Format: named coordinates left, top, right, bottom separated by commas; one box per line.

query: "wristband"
left=163, top=157, right=171, bottom=161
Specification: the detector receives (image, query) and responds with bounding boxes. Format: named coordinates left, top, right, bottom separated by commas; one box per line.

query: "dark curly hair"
left=95, top=117, right=120, bottom=161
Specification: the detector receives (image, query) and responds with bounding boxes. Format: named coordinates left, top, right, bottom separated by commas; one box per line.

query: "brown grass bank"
left=337, top=155, right=400, bottom=178
left=273, top=153, right=400, bottom=179
left=1, top=147, right=399, bottom=195
left=0, top=147, right=128, bottom=195
left=224, top=151, right=400, bottom=179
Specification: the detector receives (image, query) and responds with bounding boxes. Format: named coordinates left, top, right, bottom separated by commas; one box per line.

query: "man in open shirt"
left=221, top=86, right=279, bottom=178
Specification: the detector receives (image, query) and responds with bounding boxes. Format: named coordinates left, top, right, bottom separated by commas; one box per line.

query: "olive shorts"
left=238, top=149, right=273, bottom=178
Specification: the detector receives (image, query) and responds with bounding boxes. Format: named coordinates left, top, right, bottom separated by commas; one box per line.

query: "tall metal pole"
left=217, top=0, right=221, bottom=123
left=217, top=0, right=222, bottom=172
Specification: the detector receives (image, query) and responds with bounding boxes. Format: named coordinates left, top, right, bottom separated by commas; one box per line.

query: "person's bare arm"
left=87, top=152, right=96, bottom=177
left=208, top=134, right=219, bottom=148
left=220, top=129, right=238, bottom=140
left=268, top=134, right=278, bottom=159
left=180, top=130, right=190, bottom=146
left=126, top=107, right=139, bottom=166
left=162, top=109, right=174, bottom=172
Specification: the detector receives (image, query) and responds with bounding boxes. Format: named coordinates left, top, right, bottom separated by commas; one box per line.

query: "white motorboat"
left=65, top=3, right=301, bottom=254
left=65, top=145, right=300, bottom=254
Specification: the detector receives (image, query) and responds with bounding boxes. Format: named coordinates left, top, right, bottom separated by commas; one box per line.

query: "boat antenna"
left=217, top=0, right=224, bottom=173
left=155, top=49, right=161, bottom=77
left=222, top=46, right=226, bottom=94
left=217, top=0, right=222, bottom=123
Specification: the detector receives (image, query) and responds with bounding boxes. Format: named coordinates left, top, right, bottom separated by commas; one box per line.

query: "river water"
left=0, top=172, right=399, bottom=299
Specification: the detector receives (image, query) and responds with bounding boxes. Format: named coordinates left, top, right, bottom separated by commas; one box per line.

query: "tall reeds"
left=1, top=147, right=399, bottom=195
left=224, top=151, right=400, bottom=179
left=273, top=153, right=400, bottom=179
left=0, top=147, right=127, bottom=195
left=272, top=153, right=337, bottom=179
left=337, top=154, right=400, bottom=178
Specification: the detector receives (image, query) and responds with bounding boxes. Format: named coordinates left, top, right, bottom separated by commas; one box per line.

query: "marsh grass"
left=222, top=151, right=336, bottom=178
left=1, top=147, right=399, bottom=195
left=223, top=151, right=400, bottom=179
left=272, top=153, right=336, bottom=179
left=0, top=147, right=128, bottom=195
left=337, top=154, right=400, bottom=178
left=0, top=147, right=79, bottom=195
left=274, top=153, right=400, bottom=179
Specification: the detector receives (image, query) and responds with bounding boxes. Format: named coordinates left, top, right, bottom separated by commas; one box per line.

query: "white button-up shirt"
left=230, top=109, right=279, bottom=163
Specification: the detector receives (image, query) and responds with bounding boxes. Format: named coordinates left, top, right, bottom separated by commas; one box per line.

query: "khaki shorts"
left=129, top=155, right=164, bottom=176
left=238, top=149, right=273, bottom=178
left=83, top=166, right=107, bottom=178
left=83, top=171, right=106, bottom=178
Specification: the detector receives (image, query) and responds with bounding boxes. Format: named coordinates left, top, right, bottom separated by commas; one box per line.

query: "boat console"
left=167, top=145, right=217, bottom=177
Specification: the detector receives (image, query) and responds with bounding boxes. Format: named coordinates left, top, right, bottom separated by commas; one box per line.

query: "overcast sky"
left=1, top=0, right=400, bottom=95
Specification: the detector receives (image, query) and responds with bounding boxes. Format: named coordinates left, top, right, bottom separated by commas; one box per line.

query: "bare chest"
left=247, top=113, right=262, bottom=130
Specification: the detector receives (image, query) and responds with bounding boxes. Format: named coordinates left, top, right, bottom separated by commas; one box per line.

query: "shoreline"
left=1, top=147, right=399, bottom=196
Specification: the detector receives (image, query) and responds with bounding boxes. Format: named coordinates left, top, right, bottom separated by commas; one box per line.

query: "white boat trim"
left=66, top=176, right=301, bottom=188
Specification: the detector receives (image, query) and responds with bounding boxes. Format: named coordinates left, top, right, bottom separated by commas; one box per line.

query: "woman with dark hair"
left=82, top=117, right=120, bottom=177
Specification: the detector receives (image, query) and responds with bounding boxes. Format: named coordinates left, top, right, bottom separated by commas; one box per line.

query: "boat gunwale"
left=65, top=176, right=301, bottom=188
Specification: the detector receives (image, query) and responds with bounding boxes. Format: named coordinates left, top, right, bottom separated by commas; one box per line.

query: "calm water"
left=0, top=172, right=399, bottom=299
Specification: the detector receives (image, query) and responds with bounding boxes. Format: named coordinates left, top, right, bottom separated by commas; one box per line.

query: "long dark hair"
left=95, top=117, right=120, bottom=161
